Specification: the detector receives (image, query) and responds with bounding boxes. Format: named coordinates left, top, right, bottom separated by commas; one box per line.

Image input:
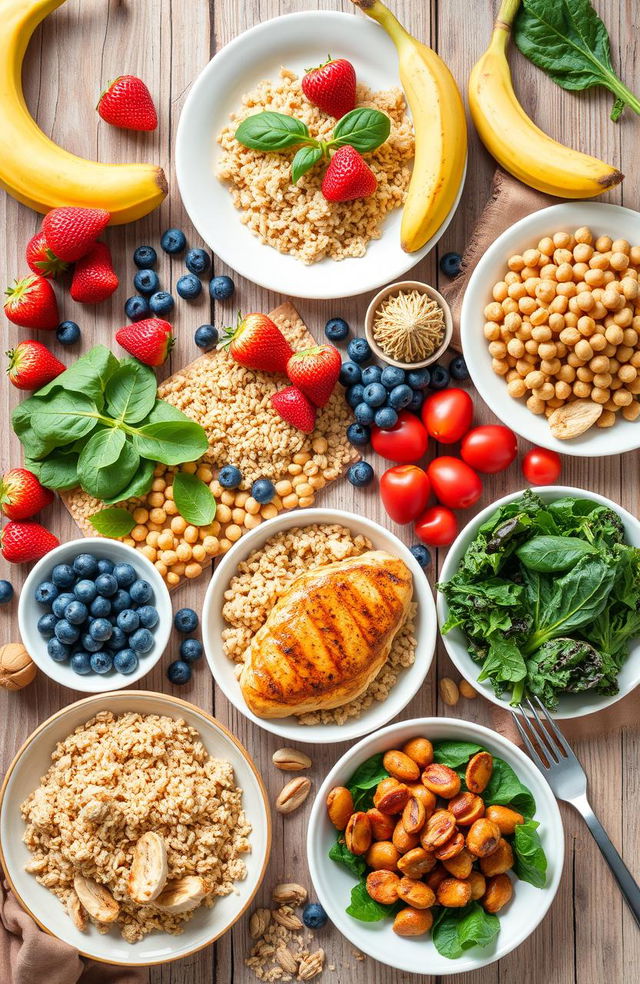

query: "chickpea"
left=449, top=792, right=486, bottom=826
left=345, top=812, right=372, bottom=855
left=623, top=328, right=639, bottom=346
left=482, top=873, right=513, bottom=914
left=421, top=763, right=461, bottom=799
left=502, top=297, right=520, bottom=316
left=524, top=370, right=545, bottom=390
left=366, top=841, right=400, bottom=872
left=614, top=389, right=633, bottom=406
left=468, top=870, right=487, bottom=902
left=366, top=870, right=400, bottom=905
left=366, top=808, right=395, bottom=841
left=519, top=296, right=537, bottom=316
left=397, top=847, right=438, bottom=878
left=405, top=783, right=437, bottom=816
left=488, top=340, right=507, bottom=359
left=530, top=307, right=550, bottom=327
left=226, top=524, right=242, bottom=542
left=535, top=280, right=556, bottom=304
left=557, top=364, right=576, bottom=383
left=576, top=367, right=594, bottom=382
left=533, top=382, right=555, bottom=402
left=540, top=357, right=562, bottom=375
left=618, top=364, right=637, bottom=383
left=402, top=796, right=426, bottom=835
left=611, top=251, right=630, bottom=272
left=434, top=830, right=466, bottom=861
left=374, top=778, right=410, bottom=815
left=383, top=750, right=421, bottom=783
left=623, top=401, right=640, bottom=421
left=131, top=524, right=148, bottom=543
left=437, top=877, right=472, bottom=908
left=590, top=333, right=607, bottom=352
left=508, top=282, right=527, bottom=299
left=527, top=395, right=546, bottom=414
left=393, top=907, right=433, bottom=937
left=537, top=342, right=557, bottom=360
left=484, top=301, right=504, bottom=322
left=393, top=820, right=420, bottom=855
left=549, top=294, right=568, bottom=313
left=442, top=847, right=474, bottom=879
left=402, top=737, right=434, bottom=769
left=555, top=380, right=572, bottom=400
left=421, top=810, right=457, bottom=850
left=466, top=819, right=502, bottom=858
left=484, top=806, right=524, bottom=836
left=507, top=338, right=525, bottom=358
left=574, top=242, right=593, bottom=263
left=630, top=245, right=640, bottom=265
left=548, top=313, right=565, bottom=333
left=465, top=752, right=493, bottom=794
left=585, top=267, right=605, bottom=287
left=398, top=877, right=436, bottom=910
left=508, top=378, right=527, bottom=398
left=479, top=838, right=514, bottom=877
left=484, top=320, right=501, bottom=342
left=573, top=381, right=592, bottom=398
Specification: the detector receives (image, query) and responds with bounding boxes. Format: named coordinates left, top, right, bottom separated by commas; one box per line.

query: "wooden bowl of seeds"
left=365, top=280, right=453, bottom=370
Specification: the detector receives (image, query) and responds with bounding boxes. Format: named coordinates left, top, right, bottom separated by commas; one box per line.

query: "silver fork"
left=511, top=696, right=640, bottom=927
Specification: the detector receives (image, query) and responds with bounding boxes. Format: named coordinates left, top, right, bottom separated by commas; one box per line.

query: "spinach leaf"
left=513, top=819, right=548, bottom=888
left=141, top=399, right=194, bottom=425
left=99, top=459, right=155, bottom=505
left=291, top=145, right=323, bottom=184
left=547, top=497, right=624, bottom=547
left=432, top=903, right=500, bottom=959
left=235, top=111, right=310, bottom=150
left=27, top=450, right=79, bottom=491
left=331, top=108, right=391, bottom=153
left=89, top=507, right=136, bottom=539
left=173, top=472, right=216, bottom=526
left=514, top=0, right=640, bottom=121
left=133, top=421, right=209, bottom=466
left=483, top=758, right=536, bottom=818
left=13, top=401, right=60, bottom=460
left=30, top=391, right=100, bottom=445
left=433, top=741, right=482, bottom=768
left=37, top=345, right=118, bottom=406
left=516, top=535, right=597, bottom=572
left=525, top=555, right=616, bottom=652
left=78, top=431, right=139, bottom=501
left=345, top=880, right=400, bottom=922
left=105, top=362, right=157, bottom=423
left=346, top=753, right=389, bottom=811
left=328, top=838, right=367, bottom=879
left=526, top=637, right=617, bottom=708
left=479, top=633, right=528, bottom=685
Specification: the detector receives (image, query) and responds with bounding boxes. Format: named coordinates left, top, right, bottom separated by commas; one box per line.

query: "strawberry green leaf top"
left=4, top=275, right=59, bottom=330
left=98, top=75, right=158, bottom=131
left=301, top=57, right=357, bottom=119
left=286, top=344, right=341, bottom=407
left=219, top=313, right=293, bottom=373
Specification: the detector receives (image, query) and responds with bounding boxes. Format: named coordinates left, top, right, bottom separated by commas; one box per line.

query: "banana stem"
left=350, top=0, right=412, bottom=50
left=492, top=0, right=520, bottom=53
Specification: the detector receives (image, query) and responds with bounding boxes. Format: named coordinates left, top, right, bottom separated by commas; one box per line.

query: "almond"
left=275, top=776, right=311, bottom=814
left=439, top=677, right=459, bottom=706
left=548, top=400, right=602, bottom=439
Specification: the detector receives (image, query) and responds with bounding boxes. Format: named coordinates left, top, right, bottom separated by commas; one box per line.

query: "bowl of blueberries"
left=18, top=538, right=172, bottom=693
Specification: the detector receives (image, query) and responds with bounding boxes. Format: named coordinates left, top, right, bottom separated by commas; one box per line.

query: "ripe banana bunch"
left=0, top=0, right=167, bottom=222
left=351, top=0, right=467, bottom=254
left=468, top=0, right=623, bottom=198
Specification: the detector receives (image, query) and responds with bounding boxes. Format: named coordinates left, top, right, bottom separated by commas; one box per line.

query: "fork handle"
left=573, top=796, right=640, bottom=927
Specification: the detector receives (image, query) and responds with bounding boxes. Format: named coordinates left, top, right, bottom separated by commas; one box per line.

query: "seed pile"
left=373, top=288, right=446, bottom=363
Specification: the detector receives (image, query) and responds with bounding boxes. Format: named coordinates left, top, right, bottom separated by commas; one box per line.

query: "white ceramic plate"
left=202, top=508, right=436, bottom=744
left=176, top=11, right=466, bottom=299
left=0, top=691, right=271, bottom=966
left=307, top=717, right=564, bottom=975
left=437, top=486, right=640, bottom=718
left=461, top=202, right=640, bottom=456
left=18, top=538, right=172, bottom=693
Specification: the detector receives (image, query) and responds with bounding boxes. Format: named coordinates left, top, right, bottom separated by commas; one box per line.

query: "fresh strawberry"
left=25, top=231, right=69, bottom=279
left=4, top=275, right=59, bottom=330
left=116, top=318, right=174, bottom=366
left=70, top=241, right=119, bottom=304
left=1, top=521, right=59, bottom=563
left=42, top=207, right=110, bottom=262
left=0, top=469, right=54, bottom=520
left=286, top=344, right=341, bottom=407
left=220, top=313, right=293, bottom=373
left=98, top=75, right=158, bottom=131
left=301, top=57, right=356, bottom=119
left=271, top=386, right=317, bottom=433
left=7, top=340, right=65, bottom=391
left=321, top=145, right=377, bottom=203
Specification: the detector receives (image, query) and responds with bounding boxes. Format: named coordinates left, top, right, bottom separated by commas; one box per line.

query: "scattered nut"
left=439, top=677, right=460, bottom=706
left=275, top=776, right=311, bottom=814
left=272, top=747, right=312, bottom=771
left=0, top=642, right=36, bottom=691
left=249, top=907, right=271, bottom=939
left=275, top=945, right=299, bottom=974
left=548, top=399, right=603, bottom=438
left=272, top=907, right=303, bottom=930
left=272, top=882, right=308, bottom=905
left=459, top=679, right=477, bottom=699
left=298, top=948, right=325, bottom=980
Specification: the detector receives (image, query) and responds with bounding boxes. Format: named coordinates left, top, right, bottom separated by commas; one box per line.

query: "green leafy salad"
left=439, top=491, right=640, bottom=708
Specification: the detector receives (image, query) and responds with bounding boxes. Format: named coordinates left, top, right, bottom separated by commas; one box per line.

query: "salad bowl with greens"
left=437, top=487, right=640, bottom=719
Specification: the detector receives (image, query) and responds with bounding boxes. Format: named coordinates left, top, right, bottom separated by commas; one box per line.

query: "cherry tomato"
left=414, top=505, right=458, bottom=547
left=421, top=388, right=473, bottom=444
left=427, top=456, right=482, bottom=509
left=460, top=425, right=517, bottom=474
left=379, top=465, right=431, bottom=525
left=371, top=411, right=429, bottom=464
left=522, top=447, right=562, bottom=485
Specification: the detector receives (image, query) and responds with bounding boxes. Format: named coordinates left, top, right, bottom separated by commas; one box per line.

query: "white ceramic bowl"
left=202, top=508, right=436, bottom=744
left=18, top=538, right=172, bottom=693
left=307, top=716, right=564, bottom=975
left=437, top=486, right=640, bottom=718
left=176, top=11, right=466, bottom=299
left=461, top=202, right=640, bottom=456
left=0, top=691, right=271, bottom=967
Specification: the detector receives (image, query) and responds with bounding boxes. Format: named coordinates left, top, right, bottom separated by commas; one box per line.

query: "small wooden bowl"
left=364, top=280, right=453, bottom=370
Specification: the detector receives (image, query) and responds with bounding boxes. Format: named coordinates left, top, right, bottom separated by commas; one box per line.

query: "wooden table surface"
left=1, top=1, right=639, bottom=982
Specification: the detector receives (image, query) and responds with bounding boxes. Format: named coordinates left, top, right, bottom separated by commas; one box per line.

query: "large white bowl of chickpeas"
left=307, top=717, right=564, bottom=974
left=461, top=202, right=640, bottom=455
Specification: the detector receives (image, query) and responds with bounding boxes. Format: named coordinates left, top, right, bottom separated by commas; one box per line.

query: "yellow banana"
left=351, top=0, right=467, bottom=254
left=469, top=0, right=622, bottom=198
left=0, top=0, right=167, bottom=223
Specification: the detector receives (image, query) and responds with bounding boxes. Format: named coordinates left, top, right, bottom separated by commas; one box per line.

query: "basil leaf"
left=173, top=472, right=216, bottom=526
left=37, top=345, right=119, bottom=407
left=100, top=459, right=155, bottom=506
left=483, top=757, right=536, bottom=818
left=78, top=431, right=139, bottom=501
left=27, top=450, right=79, bottom=491
left=331, top=107, right=390, bottom=153
left=516, top=535, right=597, bottom=573
left=133, top=421, right=209, bottom=466
left=433, top=741, right=483, bottom=768
left=292, top=145, right=323, bottom=184
left=105, top=362, right=157, bottom=423
left=235, top=111, right=310, bottom=151
left=345, top=880, right=400, bottom=922
left=30, top=391, right=100, bottom=445
left=432, top=903, right=500, bottom=959
left=89, top=507, right=135, bottom=539
left=328, top=837, right=367, bottom=879
left=513, top=819, right=548, bottom=887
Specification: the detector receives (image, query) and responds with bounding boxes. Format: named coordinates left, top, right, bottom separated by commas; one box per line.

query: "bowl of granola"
left=0, top=691, right=271, bottom=966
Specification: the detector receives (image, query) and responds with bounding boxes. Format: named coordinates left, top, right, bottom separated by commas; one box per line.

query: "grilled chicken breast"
left=239, top=549, right=413, bottom=718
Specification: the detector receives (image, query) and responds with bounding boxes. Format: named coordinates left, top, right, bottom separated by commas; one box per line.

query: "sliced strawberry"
left=115, top=318, right=174, bottom=366
left=0, top=469, right=54, bottom=520
left=98, top=75, right=158, bottom=131
left=70, top=241, right=119, bottom=304
left=271, top=386, right=317, bottom=433
left=25, top=231, right=69, bottom=279
left=0, top=521, right=59, bottom=563
left=321, top=145, right=377, bottom=203
left=42, top=207, right=111, bottom=262
left=219, top=313, right=293, bottom=373
left=301, top=57, right=356, bottom=119
left=286, top=344, right=341, bottom=407
left=4, top=275, right=59, bottom=330
left=7, top=340, right=65, bottom=391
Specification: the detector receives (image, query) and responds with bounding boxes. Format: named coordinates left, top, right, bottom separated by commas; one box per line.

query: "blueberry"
left=134, top=269, right=160, bottom=295
left=450, top=355, right=469, bottom=381
left=52, top=564, right=75, bottom=588
left=114, top=649, right=139, bottom=675
left=361, top=365, right=382, bottom=386
left=113, top=563, right=137, bottom=588
left=35, top=581, right=58, bottom=605
left=72, top=553, right=98, bottom=578
left=218, top=465, right=242, bottom=489
left=185, top=248, right=211, bottom=275
left=374, top=406, right=398, bottom=429
left=56, top=320, right=81, bottom=345
left=82, top=632, right=103, bottom=653
left=64, top=600, right=88, bottom=625
left=410, top=543, right=432, bottom=569
left=167, top=659, right=192, bottom=685
left=0, top=580, right=13, bottom=604
left=90, top=651, right=113, bottom=675
left=37, top=613, right=57, bottom=638
left=180, top=638, right=203, bottom=663
left=95, top=573, right=118, bottom=598
left=347, top=461, right=375, bottom=488
left=149, top=291, right=175, bottom=317
left=133, top=245, right=158, bottom=269
left=339, top=361, right=362, bottom=387
left=177, top=273, right=202, bottom=300
left=130, top=579, right=152, bottom=605
left=194, top=324, right=219, bottom=351
left=90, top=596, right=111, bottom=618
left=71, top=651, right=92, bottom=675
left=440, top=251, right=462, bottom=278
left=362, top=382, right=387, bottom=408
left=354, top=402, right=375, bottom=425
left=138, top=605, right=159, bottom=629
left=48, top=638, right=69, bottom=662
left=111, top=589, right=132, bottom=615
left=52, top=592, right=75, bottom=617
left=161, top=228, right=186, bottom=254
left=407, top=368, right=431, bottom=390
left=117, top=609, right=140, bottom=634
left=130, top=628, right=154, bottom=654
left=380, top=365, right=406, bottom=389
left=208, top=275, right=235, bottom=301
left=388, top=384, right=413, bottom=410
left=430, top=364, right=450, bottom=390
left=97, top=558, right=114, bottom=575
left=346, top=423, right=370, bottom=447
left=174, top=608, right=199, bottom=633
left=90, top=618, right=112, bottom=642
left=124, top=295, right=150, bottom=322
left=74, top=579, right=97, bottom=603
left=346, top=383, right=364, bottom=408
left=324, top=317, right=349, bottom=342
left=408, top=390, right=425, bottom=413
left=302, top=903, right=327, bottom=930
left=347, top=337, right=372, bottom=365
left=108, top=627, right=127, bottom=652
left=251, top=478, right=275, bottom=504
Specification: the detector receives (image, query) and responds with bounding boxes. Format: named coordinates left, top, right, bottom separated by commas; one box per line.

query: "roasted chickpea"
left=383, top=750, right=421, bottom=783
left=366, top=870, right=400, bottom=905
left=405, top=783, right=437, bottom=817
left=374, top=777, right=410, bottom=815
left=398, top=877, right=436, bottom=910
left=482, top=873, right=513, bottom=913
left=397, top=847, right=438, bottom=878
left=437, top=877, right=472, bottom=908
left=421, top=763, right=461, bottom=799
left=480, top=838, right=515, bottom=877
left=402, top=796, right=427, bottom=835
left=393, top=907, right=433, bottom=937
left=366, top=808, right=396, bottom=841
left=434, top=830, right=466, bottom=861
left=401, top=737, right=434, bottom=769
left=326, top=786, right=354, bottom=830
left=468, top=870, right=487, bottom=901
left=426, top=865, right=449, bottom=892
left=345, top=812, right=372, bottom=855
left=393, top=819, right=420, bottom=854
left=466, top=819, right=502, bottom=858
left=442, top=847, right=474, bottom=879
left=485, top=805, right=524, bottom=836
left=465, top=752, right=493, bottom=794
left=365, top=841, right=400, bottom=872
left=421, top=810, right=457, bottom=850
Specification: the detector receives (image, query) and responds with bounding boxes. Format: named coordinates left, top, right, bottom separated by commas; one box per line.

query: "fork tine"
left=511, top=710, right=548, bottom=772
left=532, top=696, right=574, bottom=759
left=525, top=696, right=560, bottom=763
